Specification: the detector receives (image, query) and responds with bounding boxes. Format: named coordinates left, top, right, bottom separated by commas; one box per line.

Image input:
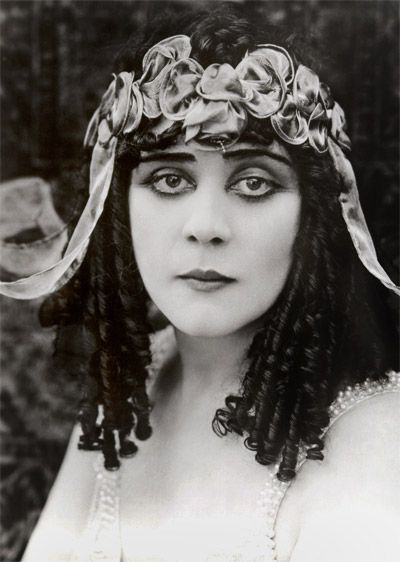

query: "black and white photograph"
left=1, top=1, right=399, bottom=561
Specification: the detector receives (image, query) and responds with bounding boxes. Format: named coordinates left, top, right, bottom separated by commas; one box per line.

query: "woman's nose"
left=182, top=189, right=231, bottom=245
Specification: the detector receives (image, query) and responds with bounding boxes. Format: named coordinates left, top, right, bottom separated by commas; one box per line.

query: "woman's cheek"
left=248, top=194, right=300, bottom=262
left=129, top=192, right=167, bottom=272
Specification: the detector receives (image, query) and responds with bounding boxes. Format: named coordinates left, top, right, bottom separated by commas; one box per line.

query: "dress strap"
left=256, top=370, right=400, bottom=561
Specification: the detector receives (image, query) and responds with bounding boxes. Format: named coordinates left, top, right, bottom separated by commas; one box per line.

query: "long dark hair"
left=39, top=8, right=398, bottom=478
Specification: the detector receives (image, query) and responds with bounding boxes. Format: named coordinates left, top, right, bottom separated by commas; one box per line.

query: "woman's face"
left=129, top=138, right=301, bottom=337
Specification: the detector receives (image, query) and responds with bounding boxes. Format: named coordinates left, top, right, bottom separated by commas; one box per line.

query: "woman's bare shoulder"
left=21, top=425, right=97, bottom=562
left=325, top=388, right=400, bottom=475
left=289, top=389, right=400, bottom=562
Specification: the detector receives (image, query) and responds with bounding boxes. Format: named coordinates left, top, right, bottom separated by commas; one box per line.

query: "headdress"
left=0, top=35, right=398, bottom=298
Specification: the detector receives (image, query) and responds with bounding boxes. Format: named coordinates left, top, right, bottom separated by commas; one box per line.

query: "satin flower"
left=271, top=64, right=328, bottom=152
left=84, top=72, right=143, bottom=148
left=139, top=35, right=191, bottom=118
left=158, top=43, right=293, bottom=144
left=235, top=45, right=294, bottom=117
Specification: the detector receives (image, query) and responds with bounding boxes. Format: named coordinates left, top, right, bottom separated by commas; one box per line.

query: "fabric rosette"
left=139, top=35, right=192, bottom=119
left=160, top=59, right=248, bottom=144
left=84, top=72, right=143, bottom=148
left=158, top=44, right=294, bottom=145
left=270, top=64, right=329, bottom=152
left=235, top=44, right=294, bottom=116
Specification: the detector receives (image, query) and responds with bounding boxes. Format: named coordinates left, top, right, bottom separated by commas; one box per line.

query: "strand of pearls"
left=257, top=465, right=291, bottom=559
left=328, top=371, right=400, bottom=419
left=71, top=453, right=121, bottom=562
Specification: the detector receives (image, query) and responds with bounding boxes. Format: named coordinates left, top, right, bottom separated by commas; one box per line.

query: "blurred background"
left=0, top=1, right=399, bottom=560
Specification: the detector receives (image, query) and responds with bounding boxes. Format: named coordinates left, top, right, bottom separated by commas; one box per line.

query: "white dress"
left=22, top=327, right=400, bottom=562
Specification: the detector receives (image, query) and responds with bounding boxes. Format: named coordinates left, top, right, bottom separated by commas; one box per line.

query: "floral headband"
left=83, top=35, right=350, bottom=153
left=0, top=35, right=398, bottom=298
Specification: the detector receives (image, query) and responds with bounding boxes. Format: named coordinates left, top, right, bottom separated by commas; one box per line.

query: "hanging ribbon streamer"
left=328, top=139, right=399, bottom=296
left=0, top=138, right=117, bottom=299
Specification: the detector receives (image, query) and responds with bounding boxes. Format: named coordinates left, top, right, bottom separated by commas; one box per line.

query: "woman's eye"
left=229, top=176, right=277, bottom=199
left=151, top=173, right=194, bottom=195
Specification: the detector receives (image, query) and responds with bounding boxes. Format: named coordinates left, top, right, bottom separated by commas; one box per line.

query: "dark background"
left=0, top=1, right=399, bottom=560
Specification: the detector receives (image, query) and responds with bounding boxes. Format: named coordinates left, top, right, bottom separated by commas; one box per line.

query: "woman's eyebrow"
left=223, top=148, right=291, bottom=166
left=139, top=152, right=196, bottom=163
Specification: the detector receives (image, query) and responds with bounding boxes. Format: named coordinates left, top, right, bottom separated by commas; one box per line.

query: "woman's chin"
left=162, top=309, right=262, bottom=339
left=174, top=323, right=235, bottom=338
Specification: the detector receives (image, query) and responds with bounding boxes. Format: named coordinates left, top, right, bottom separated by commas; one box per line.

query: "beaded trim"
left=70, top=454, right=121, bottom=562
left=256, top=370, right=400, bottom=561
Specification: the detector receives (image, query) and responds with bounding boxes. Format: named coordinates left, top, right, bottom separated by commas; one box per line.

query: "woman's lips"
left=177, top=269, right=236, bottom=292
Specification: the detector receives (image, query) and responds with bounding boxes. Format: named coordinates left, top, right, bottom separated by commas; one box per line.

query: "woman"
left=1, top=8, right=399, bottom=562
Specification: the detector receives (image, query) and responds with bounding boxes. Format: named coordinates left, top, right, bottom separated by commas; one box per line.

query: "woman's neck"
left=150, top=319, right=264, bottom=437
left=150, top=321, right=261, bottom=441
left=173, top=320, right=262, bottom=402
